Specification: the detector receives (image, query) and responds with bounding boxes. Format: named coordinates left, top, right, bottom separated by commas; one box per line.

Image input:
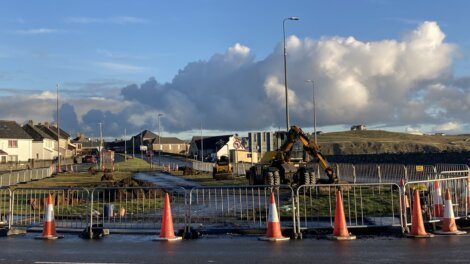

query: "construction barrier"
left=10, top=187, right=90, bottom=231
left=188, top=185, right=296, bottom=235
left=0, top=167, right=54, bottom=187
left=402, top=175, right=470, bottom=231
left=89, top=187, right=187, bottom=232
left=296, top=183, right=402, bottom=234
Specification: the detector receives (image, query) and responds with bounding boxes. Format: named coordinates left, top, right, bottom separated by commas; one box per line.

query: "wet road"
left=134, top=172, right=200, bottom=189
left=2, top=234, right=470, bottom=263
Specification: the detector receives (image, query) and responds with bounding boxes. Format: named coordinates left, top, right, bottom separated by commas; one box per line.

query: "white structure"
left=0, top=120, right=33, bottom=162
left=23, top=122, right=58, bottom=160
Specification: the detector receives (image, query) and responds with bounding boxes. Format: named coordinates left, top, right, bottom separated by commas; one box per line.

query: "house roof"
left=151, top=136, right=186, bottom=145
left=193, top=135, right=233, bottom=150
left=0, top=150, right=8, bottom=155
left=0, top=120, right=33, bottom=139
left=134, top=130, right=158, bottom=140
left=36, top=124, right=70, bottom=140
left=22, top=124, right=54, bottom=141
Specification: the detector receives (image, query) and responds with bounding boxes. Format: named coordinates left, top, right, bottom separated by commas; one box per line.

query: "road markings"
left=35, top=262, right=130, bottom=264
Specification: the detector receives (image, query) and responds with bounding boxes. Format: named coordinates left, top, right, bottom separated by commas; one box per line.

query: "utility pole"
left=157, top=113, right=163, bottom=166
left=140, top=131, right=143, bottom=159
left=132, top=136, right=135, bottom=158
left=99, top=122, right=103, bottom=170
left=124, top=128, right=127, bottom=162
left=56, top=83, right=61, bottom=173
left=306, top=80, right=317, bottom=144
left=200, top=121, right=203, bottom=162
left=283, top=16, right=300, bottom=131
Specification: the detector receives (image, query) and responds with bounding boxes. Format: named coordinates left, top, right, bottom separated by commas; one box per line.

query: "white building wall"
left=0, top=138, right=33, bottom=161
left=31, top=139, right=57, bottom=160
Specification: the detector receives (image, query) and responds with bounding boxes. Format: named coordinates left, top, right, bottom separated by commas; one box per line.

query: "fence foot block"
left=0, top=228, right=27, bottom=237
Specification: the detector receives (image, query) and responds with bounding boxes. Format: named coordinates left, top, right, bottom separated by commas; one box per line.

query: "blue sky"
left=1, top=0, right=470, bottom=137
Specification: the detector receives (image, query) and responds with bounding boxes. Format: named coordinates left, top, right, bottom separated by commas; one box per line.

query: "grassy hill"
left=312, top=130, right=470, bottom=155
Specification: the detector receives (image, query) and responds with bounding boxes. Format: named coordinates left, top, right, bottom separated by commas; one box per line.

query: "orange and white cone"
left=435, top=189, right=466, bottom=235
left=327, top=190, right=356, bottom=240
left=35, top=194, right=62, bottom=240
left=432, top=181, right=444, bottom=218
left=154, top=193, right=182, bottom=241
left=259, top=192, right=289, bottom=241
left=406, top=189, right=434, bottom=238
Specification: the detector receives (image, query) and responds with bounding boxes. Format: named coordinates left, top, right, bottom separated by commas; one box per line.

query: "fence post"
left=335, top=164, right=340, bottom=181
left=88, top=189, right=94, bottom=239
left=352, top=165, right=357, bottom=184
left=377, top=165, right=382, bottom=184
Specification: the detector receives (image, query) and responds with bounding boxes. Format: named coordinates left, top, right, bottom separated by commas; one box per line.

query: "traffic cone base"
left=434, top=230, right=466, bottom=235
left=258, top=236, right=290, bottom=242
left=327, top=234, right=356, bottom=241
left=154, top=236, right=182, bottom=242
left=35, top=234, right=64, bottom=240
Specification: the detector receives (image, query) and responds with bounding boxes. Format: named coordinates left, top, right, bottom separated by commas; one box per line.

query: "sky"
left=0, top=0, right=469, bottom=139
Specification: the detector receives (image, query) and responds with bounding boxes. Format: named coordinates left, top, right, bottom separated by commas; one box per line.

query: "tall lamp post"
left=56, top=83, right=61, bottom=173
left=283, top=16, right=300, bottom=131
left=157, top=113, right=163, bottom=166
left=306, top=80, right=317, bottom=144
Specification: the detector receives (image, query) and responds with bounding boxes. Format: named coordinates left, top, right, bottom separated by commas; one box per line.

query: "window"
left=1, top=156, right=6, bottom=163
left=8, top=140, right=18, bottom=148
left=8, top=155, right=18, bottom=162
left=247, top=153, right=252, bottom=158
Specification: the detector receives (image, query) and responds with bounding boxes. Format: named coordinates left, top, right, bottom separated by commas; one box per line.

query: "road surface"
left=1, top=234, right=470, bottom=263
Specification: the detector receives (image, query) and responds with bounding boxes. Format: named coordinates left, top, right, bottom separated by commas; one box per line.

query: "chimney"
left=28, top=120, right=34, bottom=126
left=44, top=122, right=49, bottom=128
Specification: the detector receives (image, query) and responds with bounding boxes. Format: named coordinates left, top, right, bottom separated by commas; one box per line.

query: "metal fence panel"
left=336, top=163, right=355, bottom=183
left=0, top=187, right=11, bottom=228
left=90, top=187, right=187, bottom=231
left=403, top=176, right=469, bottom=228
left=406, top=165, right=436, bottom=182
left=435, top=164, right=469, bottom=177
left=10, top=187, right=90, bottom=230
left=379, top=164, right=406, bottom=183
left=188, top=185, right=296, bottom=233
left=354, top=164, right=379, bottom=183
left=296, top=183, right=402, bottom=232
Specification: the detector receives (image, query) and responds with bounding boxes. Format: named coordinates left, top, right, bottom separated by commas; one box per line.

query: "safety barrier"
left=89, top=187, right=187, bottom=231
left=188, top=185, right=296, bottom=234
left=402, top=175, right=470, bottom=229
left=10, top=187, right=90, bottom=230
left=0, top=167, right=54, bottom=187
left=296, top=183, right=402, bottom=233
left=191, top=161, right=215, bottom=173
left=0, top=187, right=11, bottom=228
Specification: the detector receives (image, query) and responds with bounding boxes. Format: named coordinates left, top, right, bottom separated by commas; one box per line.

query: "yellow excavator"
left=213, top=155, right=233, bottom=180
left=246, top=125, right=337, bottom=186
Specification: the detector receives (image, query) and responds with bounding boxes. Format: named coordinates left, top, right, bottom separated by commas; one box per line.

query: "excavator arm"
left=279, top=126, right=337, bottom=183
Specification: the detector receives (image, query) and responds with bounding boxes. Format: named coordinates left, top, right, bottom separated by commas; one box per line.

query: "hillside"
left=313, top=130, right=470, bottom=155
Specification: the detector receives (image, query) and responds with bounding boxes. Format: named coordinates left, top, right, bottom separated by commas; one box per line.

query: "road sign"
left=415, top=165, right=424, bottom=172
left=139, top=145, right=147, bottom=151
left=233, top=140, right=242, bottom=150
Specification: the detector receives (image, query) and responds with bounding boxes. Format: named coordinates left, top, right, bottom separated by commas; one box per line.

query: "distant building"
left=72, top=133, right=101, bottom=154
left=22, top=121, right=58, bottom=160
left=151, top=136, right=189, bottom=155
left=189, top=134, right=243, bottom=161
left=351, top=124, right=367, bottom=131
left=0, top=120, right=33, bottom=162
left=35, top=122, right=76, bottom=158
left=434, top=133, right=446, bottom=136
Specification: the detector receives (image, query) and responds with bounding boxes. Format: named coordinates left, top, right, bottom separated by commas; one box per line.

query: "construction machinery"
left=213, top=155, right=233, bottom=180
left=246, top=126, right=337, bottom=186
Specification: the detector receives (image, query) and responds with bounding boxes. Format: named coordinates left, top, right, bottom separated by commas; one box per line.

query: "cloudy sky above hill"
left=0, top=0, right=469, bottom=138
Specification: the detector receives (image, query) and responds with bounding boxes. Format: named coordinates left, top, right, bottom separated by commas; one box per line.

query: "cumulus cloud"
left=2, top=21, right=469, bottom=136
left=15, top=28, right=59, bottom=35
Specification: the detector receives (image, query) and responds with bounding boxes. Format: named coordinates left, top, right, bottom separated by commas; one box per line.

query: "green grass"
left=175, top=171, right=249, bottom=186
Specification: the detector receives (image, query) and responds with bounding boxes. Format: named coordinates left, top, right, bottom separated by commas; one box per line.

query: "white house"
left=0, top=120, right=33, bottom=162
left=22, top=121, right=58, bottom=160
left=189, top=134, right=244, bottom=161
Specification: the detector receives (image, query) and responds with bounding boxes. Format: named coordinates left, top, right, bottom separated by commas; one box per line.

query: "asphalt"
left=2, top=234, right=470, bottom=263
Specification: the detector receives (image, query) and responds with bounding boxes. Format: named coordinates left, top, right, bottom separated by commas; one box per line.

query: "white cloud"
left=65, top=16, right=148, bottom=25
left=15, top=28, right=58, bottom=35
left=434, top=121, right=461, bottom=132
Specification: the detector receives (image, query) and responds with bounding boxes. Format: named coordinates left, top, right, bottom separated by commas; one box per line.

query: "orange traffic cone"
left=259, top=192, right=289, bottom=241
left=432, top=181, right=444, bottom=218
left=327, top=190, right=356, bottom=240
left=35, top=194, right=63, bottom=240
left=435, top=189, right=466, bottom=235
left=406, top=189, right=434, bottom=238
left=154, top=193, right=182, bottom=241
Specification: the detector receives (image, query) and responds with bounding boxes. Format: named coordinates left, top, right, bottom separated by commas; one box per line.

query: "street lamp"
left=56, top=83, right=61, bottom=173
left=305, top=80, right=317, bottom=144
left=283, top=16, right=300, bottom=131
left=157, top=113, right=163, bottom=166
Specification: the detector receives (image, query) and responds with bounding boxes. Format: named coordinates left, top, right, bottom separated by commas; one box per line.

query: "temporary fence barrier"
left=402, top=175, right=470, bottom=230
left=0, top=167, right=54, bottom=187
left=296, top=183, right=402, bottom=234
left=188, top=185, right=296, bottom=235
left=10, top=187, right=90, bottom=231
left=89, top=187, right=187, bottom=232
left=191, top=161, right=215, bottom=173
left=406, top=165, right=436, bottom=182
left=0, top=187, right=11, bottom=229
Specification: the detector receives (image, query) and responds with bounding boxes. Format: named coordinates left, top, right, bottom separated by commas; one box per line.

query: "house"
left=0, top=150, right=7, bottom=163
left=189, top=134, right=243, bottom=161
left=351, top=124, right=367, bottom=131
left=130, top=130, right=158, bottom=152
left=0, top=120, right=33, bottom=162
left=151, top=136, right=189, bottom=155
left=22, top=121, right=58, bottom=160
left=72, top=133, right=101, bottom=155
left=36, top=122, right=76, bottom=158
